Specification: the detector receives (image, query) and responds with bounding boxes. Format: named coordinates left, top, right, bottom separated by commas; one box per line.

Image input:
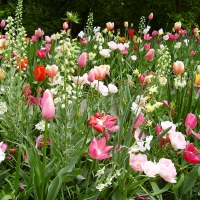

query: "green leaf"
left=1, top=195, right=13, bottom=200
left=182, top=165, right=199, bottom=195
left=171, top=173, right=185, bottom=191
left=46, top=176, right=63, bottom=200
left=151, top=182, right=172, bottom=196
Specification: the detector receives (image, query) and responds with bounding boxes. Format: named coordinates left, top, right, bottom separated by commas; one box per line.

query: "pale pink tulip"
left=107, top=41, right=118, bottom=50
left=158, top=158, right=177, bottom=183
left=142, top=161, right=160, bottom=177
left=130, top=153, right=147, bottom=172
left=106, top=22, right=114, bottom=31
left=144, top=43, right=151, bottom=50
left=31, top=35, right=37, bottom=42
left=35, top=28, right=43, bottom=38
left=41, top=89, right=55, bottom=120
left=45, top=36, right=52, bottom=43
left=63, top=22, right=69, bottom=30
left=145, top=49, right=155, bottom=61
left=78, top=52, right=87, bottom=67
left=89, top=137, right=113, bottom=160
left=144, top=34, right=152, bottom=40
left=99, top=49, right=111, bottom=58
left=169, top=131, right=186, bottom=150
left=161, top=121, right=176, bottom=134
left=134, top=128, right=146, bottom=141
left=148, top=13, right=153, bottom=20
left=46, top=64, right=58, bottom=78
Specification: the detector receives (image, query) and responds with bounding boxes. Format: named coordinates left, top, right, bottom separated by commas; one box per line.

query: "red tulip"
left=128, top=29, right=134, bottom=37
left=34, top=65, right=46, bottom=82
left=145, top=49, right=155, bottom=61
left=183, top=143, right=200, bottom=164
left=89, top=137, right=113, bottom=160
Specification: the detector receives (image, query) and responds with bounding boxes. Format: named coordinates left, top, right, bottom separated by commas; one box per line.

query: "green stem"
left=42, top=119, right=48, bottom=199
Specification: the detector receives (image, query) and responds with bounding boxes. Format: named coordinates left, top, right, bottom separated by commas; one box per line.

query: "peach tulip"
left=45, top=64, right=58, bottom=78
left=145, top=49, right=155, bottom=61
left=106, top=22, right=114, bottom=31
left=174, top=22, right=181, bottom=31
left=173, top=61, right=184, bottom=75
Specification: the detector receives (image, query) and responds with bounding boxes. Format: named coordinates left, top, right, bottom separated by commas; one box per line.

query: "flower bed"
left=0, top=2, right=200, bottom=200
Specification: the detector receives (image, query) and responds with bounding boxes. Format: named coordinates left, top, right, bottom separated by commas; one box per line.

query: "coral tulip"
left=89, top=137, right=113, bottom=160
left=183, top=143, right=200, bottom=164
left=78, top=52, right=87, bottom=67
left=173, top=61, right=184, bottom=75
left=41, top=89, right=55, bottom=120
left=17, top=57, right=28, bottom=71
left=145, top=49, right=155, bottom=61
left=106, top=22, right=114, bottom=31
left=34, top=65, right=46, bottom=82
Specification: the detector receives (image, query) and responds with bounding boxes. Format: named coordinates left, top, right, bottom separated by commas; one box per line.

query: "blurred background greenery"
left=0, top=0, right=199, bottom=37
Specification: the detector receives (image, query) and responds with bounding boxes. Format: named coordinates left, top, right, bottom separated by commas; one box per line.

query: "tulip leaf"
left=182, top=165, right=199, bottom=195
left=151, top=182, right=172, bottom=196
left=171, top=173, right=185, bottom=191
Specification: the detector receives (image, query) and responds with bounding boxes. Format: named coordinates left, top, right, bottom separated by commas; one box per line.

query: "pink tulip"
left=190, top=51, right=195, bottom=56
left=36, top=49, right=46, bottom=58
left=130, top=153, right=147, bottom=172
left=0, top=142, right=7, bottom=152
left=133, top=113, right=146, bottom=128
left=0, top=20, right=5, bottom=28
left=148, top=13, right=153, bottom=20
left=185, top=113, right=197, bottom=129
left=31, top=35, right=37, bottom=42
left=144, top=43, right=151, bottom=50
left=144, top=34, right=152, bottom=40
left=152, top=30, right=158, bottom=36
left=45, top=64, right=58, bottom=78
left=45, top=36, right=52, bottom=43
left=106, top=22, right=114, bottom=31
left=89, top=137, right=113, bottom=160
left=63, top=22, right=69, bottom=30
left=41, top=89, right=55, bottom=120
left=78, top=52, right=87, bottom=67
left=183, top=143, right=200, bottom=164
left=35, top=28, right=43, bottom=38
left=145, top=49, right=155, bottom=61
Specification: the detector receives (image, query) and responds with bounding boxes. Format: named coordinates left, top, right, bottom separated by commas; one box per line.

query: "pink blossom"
left=179, top=29, right=187, bottom=35
left=73, top=73, right=89, bottom=85
left=0, top=20, right=5, bottom=28
left=158, top=158, right=177, bottom=183
left=120, top=48, right=128, bottom=55
left=148, top=13, right=153, bottom=20
left=99, top=49, right=111, bottom=58
left=108, top=83, right=118, bottom=93
left=88, top=112, right=119, bottom=140
left=78, top=52, right=88, bottom=67
left=130, top=154, right=147, bottom=172
left=63, top=22, right=69, bottom=30
left=45, top=44, right=51, bottom=52
left=41, top=89, right=55, bottom=120
left=133, top=113, right=146, bottom=128
left=45, top=36, right=52, bottom=43
left=190, top=51, right=195, bottom=56
left=35, top=28, right=43, bottom=38
left=169, top=131, right=186, bottom=150
left=45, top=64, right=59, bottom=78
left=163, top=100, right=169, bottom=107
left=106, top=22, right=114, bottom=31
left=161, top=121, right=176, bottom=134
left=87, top=66, right=107, bottom=82
left=134, top=128, right=146, bottom=141
left=144, top=43, right=151, bottom=50
left=145, top=49, right=155, bottom=61
left=144, top=34, right=152, bottom=40
left=0, top=142, right=7, bottom=152
left=81, top=37, right=87, bottom=45
left=31, top=35, right=37, bottom=42
left=152, top=30, right=158, bottom=36
left=107, top=41, right=118, bottom=50
left=36, top=49, right=46, bottom=58
left=89, top=137, right=113, bottom=160
left=117, top=43, right=125, bottom=52
left=185, top=113, right=197, bottom=129
left=183, top=143, right=200, bottom=164
left=142, top=161, right=160, bottom=177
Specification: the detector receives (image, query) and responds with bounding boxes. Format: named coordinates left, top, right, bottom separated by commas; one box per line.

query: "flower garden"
left=1, top=1, right=200, bottom=200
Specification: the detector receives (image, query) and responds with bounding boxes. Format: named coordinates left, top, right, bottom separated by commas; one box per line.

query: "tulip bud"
left=0, top=20, right=5, bottom=28
left=124, top=21, right=128, bottom=28
left=63, top=22, right=69, bottom=30
left=148, top=13, right=153, bottom=20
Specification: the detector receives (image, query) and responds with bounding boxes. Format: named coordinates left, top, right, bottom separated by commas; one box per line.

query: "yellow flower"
left=119, top=37, right=126, bottom=43
left=195, top=74, right=200, bottom=86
